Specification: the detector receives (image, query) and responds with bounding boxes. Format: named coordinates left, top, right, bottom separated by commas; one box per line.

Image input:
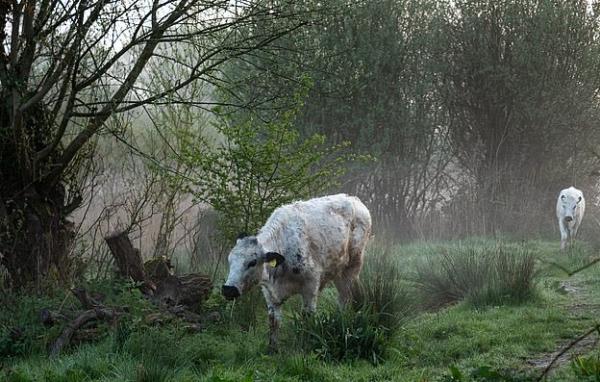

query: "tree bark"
left=104, top=231, right=155, bottom=295
left=0, top=190, right=76, bottom=288
left=105, top=231, right=212, bottom=305
left=104, top=231, right=146, bottom=282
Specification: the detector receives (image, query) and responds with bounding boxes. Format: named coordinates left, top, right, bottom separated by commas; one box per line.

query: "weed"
left=572, top=353, right=600, bottom=380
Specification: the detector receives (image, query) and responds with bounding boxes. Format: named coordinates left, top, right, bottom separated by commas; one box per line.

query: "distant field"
left=2, top=238, right=600, bottom=381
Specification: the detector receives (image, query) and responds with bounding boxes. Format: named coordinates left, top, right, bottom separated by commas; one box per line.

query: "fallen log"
left=71, top=287, right=103, bottom=309
left=154, top=274, right=212, bottom=307
left=49, top=307, right=120, bottom=357
left=104, top=231, right=212, bottom=308
left=40, top=309, right=67, bottom=327
left=72, top=327, right=104, bottom=344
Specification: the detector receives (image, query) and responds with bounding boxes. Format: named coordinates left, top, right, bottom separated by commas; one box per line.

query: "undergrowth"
left=1, top=239, right=598, bottom=381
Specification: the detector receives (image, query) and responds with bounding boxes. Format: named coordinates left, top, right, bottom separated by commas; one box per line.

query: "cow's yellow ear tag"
left=268, top=259, right=277, bottom=268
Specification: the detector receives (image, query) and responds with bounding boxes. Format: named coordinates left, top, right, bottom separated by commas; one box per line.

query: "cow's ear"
left=236, top=232, right=249, bottom=241
left=264, top=252, right=285, bottom=267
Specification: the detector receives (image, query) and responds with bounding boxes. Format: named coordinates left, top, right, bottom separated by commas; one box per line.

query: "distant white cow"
left=222, top=194, right=372, bottom=350
left=556, top=186, right=585, bottom=250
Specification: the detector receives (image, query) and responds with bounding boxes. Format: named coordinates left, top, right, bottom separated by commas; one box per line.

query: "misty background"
left=3, top=0, right=600, bottom=285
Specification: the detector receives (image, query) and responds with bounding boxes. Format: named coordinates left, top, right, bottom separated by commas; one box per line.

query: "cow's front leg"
left=559, top=219, right=568, bottom=250
left=267, top=304, right=282, bottom=353
left=301, top=285, right=319, bottom=314
left=571, top=222, right=581, bottom=248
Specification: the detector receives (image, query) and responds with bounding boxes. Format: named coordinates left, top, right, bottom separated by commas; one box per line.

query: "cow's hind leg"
left=334, top=261, right=363, bottom=307
left=334, top=277, right=355, bottom=307
left=336, top=244, right=366, bottom=307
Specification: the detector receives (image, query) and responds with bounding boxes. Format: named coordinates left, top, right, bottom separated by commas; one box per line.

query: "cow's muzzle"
left=565, top=216, right=574, bottom=223
left=222, top=285, right=240, bottom=300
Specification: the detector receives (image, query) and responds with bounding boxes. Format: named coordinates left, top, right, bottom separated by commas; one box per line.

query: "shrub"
left=414, top=246, right=537, bottom=309
left=176, top=87, right=356, bottom=243
left=135, top=362, right=176, bottom=382
left=441, top=365, right=533, bottom=381
left=292, top=245, right=413, bottom=364
left=352, top=245, right=416, bottom=332
left=0, top=292, right=67, bottom=358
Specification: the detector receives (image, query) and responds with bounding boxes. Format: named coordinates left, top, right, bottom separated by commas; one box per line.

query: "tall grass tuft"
left=292, top=307, right=389, bottom=364
left=571, top=354, right=600, bottom=379
left=352, top=245, right=415, bottom=331
left=292, top=245, right=413, bottom=364
left=414, top=246, right=537, bottom=309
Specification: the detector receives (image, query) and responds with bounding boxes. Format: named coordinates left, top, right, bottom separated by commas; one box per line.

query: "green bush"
left=135, top=361, right=176, bottom=382
left=177, top=88, right=356, bottom=243
left=0, top=292, right=66, bottom=358
left=440, top=365, right=533, bottom=381
left=415, top=246, right=537, bottom=309
left=352, top=245, right=415, bottom=332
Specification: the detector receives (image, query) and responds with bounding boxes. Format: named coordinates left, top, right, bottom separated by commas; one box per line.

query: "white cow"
left=556, top=186, right=585, bottom=250
left=222, top=194, right=372, bottom=350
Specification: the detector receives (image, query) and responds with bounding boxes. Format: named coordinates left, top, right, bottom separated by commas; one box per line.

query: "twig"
left=539, top=257, right=600, bottom=276
left=537, top=325, right=600, bottom=381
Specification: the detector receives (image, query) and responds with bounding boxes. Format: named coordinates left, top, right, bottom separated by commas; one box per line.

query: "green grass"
left=2, top=238, right=600, bottom=381
left=414, top=245, right=538, bottom=308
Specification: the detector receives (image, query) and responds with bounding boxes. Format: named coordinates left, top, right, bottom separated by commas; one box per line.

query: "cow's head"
left=560, top=193, right=583, bottom=222
left=222, top=234, right=285, bottom=300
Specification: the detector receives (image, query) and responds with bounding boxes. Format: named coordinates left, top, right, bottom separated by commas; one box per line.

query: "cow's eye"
left=247, top=260, right=257, bottom=268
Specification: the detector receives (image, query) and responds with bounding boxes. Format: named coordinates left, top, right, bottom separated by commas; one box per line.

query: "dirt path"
left=526, top=280, right=600, bottom=375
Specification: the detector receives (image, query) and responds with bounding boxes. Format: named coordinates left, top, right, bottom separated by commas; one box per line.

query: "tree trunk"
left=104, top=231, right=155, bottom=295
left=105, top=231, right=212, bottom=305
left=104, top=231, right=146, bottom=283
left=0, top=100, right=77, bottom=288
left=0, top=191, right=75, bottom=288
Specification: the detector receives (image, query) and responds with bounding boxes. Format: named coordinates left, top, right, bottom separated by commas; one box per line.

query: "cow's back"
left=258, top=194, right=371, bottom=278
left=294, top=194, right=371, bottom=278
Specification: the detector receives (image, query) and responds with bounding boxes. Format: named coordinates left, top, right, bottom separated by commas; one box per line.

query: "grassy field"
left=2, top=238, right=600, bottom=381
